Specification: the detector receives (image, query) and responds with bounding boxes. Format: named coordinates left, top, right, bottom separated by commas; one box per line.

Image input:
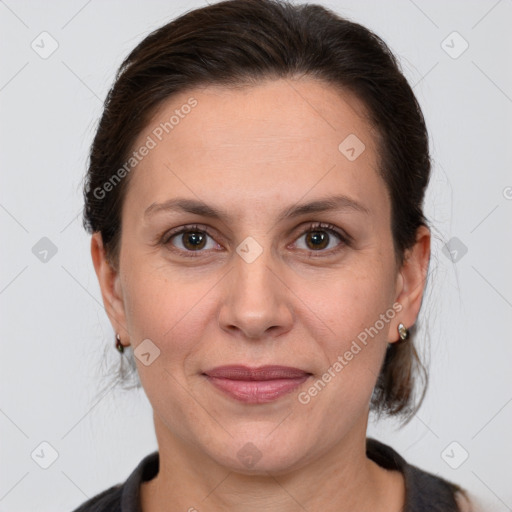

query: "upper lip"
left=203, top=365, right=311, bottom=380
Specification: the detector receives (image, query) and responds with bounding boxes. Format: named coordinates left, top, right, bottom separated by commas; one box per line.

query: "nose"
left=218, top=244, right=294, bottom=340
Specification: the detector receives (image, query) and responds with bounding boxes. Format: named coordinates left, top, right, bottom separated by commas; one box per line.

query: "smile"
left=203, top=365, right=312, bottom=404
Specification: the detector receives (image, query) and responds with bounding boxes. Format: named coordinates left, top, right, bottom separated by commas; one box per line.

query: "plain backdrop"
left=1, top=1, right=511, bottom=511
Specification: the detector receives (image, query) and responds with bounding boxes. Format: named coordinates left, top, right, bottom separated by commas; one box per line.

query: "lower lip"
left=205, top=375, right=311, bottom=404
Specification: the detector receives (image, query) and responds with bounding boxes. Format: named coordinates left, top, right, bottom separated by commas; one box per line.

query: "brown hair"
left=83, top=0, right=430, bottom=421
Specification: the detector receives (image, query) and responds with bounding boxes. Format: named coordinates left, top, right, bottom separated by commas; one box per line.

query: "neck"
left=140, top=414, right=404, bottom=512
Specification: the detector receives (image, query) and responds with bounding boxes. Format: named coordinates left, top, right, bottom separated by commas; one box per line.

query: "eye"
left=293, top=222, right=349, bottom=255
left=162, top=224, right=220, bottom=257
left=160, top=222, right=350, bottom=258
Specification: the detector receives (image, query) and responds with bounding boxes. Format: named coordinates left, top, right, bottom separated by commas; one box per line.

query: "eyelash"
left=159, top=222, right=351, bottom=258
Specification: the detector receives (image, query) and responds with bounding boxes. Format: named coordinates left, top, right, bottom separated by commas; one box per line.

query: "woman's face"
left=93, top=77, right=428, bottom=474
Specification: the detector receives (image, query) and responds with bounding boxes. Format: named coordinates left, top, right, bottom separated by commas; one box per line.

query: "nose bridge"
left=233, top=238, right=278, bottom=309
left=218, top=236, right=293, bottom=338
left=237, top=242, right=273, bottom=293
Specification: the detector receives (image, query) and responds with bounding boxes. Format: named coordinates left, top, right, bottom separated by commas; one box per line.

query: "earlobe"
left=90, top=233, right=129, bottom=340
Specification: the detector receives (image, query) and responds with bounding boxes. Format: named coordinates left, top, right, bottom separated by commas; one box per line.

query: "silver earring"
left=397, top=323, right=409, bottom=341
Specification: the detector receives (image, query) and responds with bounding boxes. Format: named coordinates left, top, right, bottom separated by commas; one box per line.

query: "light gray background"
left=1, top=1, right=511, bottom=511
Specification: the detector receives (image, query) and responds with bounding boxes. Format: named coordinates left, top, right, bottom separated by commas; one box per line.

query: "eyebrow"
left=144, top=194, right=370, bottom=222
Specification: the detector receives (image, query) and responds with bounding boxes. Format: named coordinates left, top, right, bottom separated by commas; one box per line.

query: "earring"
left=397, top=323, right=409, bottom=341
left=115, top=333, right=124, bottom=353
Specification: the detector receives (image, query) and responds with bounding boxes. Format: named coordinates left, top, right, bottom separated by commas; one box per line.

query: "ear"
left=391, top=225, right=431, bottom=343
left=90, top=232, right=130, bottom=344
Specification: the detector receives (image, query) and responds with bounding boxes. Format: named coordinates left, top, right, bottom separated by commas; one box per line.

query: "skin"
left=91, top=77, right=430, bottom=511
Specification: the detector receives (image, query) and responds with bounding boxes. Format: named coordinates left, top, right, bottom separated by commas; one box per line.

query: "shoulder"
left=70, top=451, right=159, bottom=512
left=455, top=491, right=472, bottom=512
left=455, top=490, right=485, bottom=512
left=366, top=438, right=473, bottom=512
left=70, top=483, right=123, bottom=512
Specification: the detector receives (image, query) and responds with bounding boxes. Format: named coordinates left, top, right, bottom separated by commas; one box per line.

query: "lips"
left=204, top=365, right=310, bottom=380
left=203, top=365, right=312, bottom=403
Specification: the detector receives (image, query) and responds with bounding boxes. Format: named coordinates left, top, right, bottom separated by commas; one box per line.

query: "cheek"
left=309, top=260, right=395, bottom=337
left=303, top=262, right=395, bottom=392
left=121, top=259, right=218, bottom=367
left=296, top=277, right=393, bottom=430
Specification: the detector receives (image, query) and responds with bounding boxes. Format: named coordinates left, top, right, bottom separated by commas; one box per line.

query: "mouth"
left=202, top=365, right=312, bottom=404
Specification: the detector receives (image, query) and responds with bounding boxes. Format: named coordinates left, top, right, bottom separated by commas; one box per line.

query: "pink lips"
left=203, top=365, right=311, bottom=404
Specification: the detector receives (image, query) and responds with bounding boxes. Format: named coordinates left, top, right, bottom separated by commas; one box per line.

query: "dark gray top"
left=71, top=438, right=463, bottom=511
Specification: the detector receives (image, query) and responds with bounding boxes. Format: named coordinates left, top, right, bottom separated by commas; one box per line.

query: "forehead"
left=123, top=77, right=385, bottom=221
left=145, top=77, right=376, bottom=157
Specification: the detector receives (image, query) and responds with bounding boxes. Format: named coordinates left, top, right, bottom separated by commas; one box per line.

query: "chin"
left=204, top=430, right=312, bottom=476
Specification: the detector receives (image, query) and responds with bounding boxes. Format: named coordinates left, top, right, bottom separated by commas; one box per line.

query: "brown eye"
left=180, top=231, right=208, bottom=251
left=162, top=224, right=220, bottom=256
left=294, top=223, right=349, bottom=255
left=304, top=230, right=330, bottom=250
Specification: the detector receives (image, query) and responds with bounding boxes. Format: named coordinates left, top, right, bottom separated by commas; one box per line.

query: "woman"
left=75, top=0, right=476, bottom=510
